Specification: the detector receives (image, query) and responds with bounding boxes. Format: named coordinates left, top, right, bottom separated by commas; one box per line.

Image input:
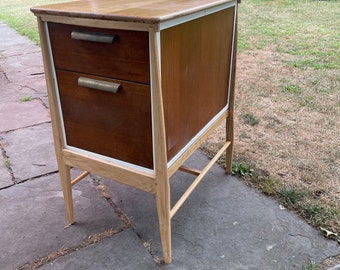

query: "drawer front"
left=56, top=69, right=153, bottom=169
left=48, top=23, right=150, bottom=84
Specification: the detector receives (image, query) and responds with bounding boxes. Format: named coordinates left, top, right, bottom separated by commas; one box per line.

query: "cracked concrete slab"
left=39, top=229, right=160, bottom=270
left=1, top=51, right=44, bottom=85
left=0, top=81, right=37, bottom=104
left=0, top=99, right=50, bottom=132
left=102, top=151, right=340, bottom=270
left=0, top=170, right=123, bottom=270
left=1, top=123, right=57, bottom=182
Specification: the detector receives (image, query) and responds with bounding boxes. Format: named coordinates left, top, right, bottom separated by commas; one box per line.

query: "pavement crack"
left=30, top=72, right=44, bottom=76
left=134, top=232, right=165, bottom=269
left=15, top=227, right=125, bottom=270
left=32, top=163, right=46, bottom=167
left=90, top=175, right=165, bottom=268
left=288, top=232, right=314, bottom=244
left=0, top=137, right=17, bottom=184
left=90, top=174, right=132, bottom=228
left=0, top=69, right=10, bottom=83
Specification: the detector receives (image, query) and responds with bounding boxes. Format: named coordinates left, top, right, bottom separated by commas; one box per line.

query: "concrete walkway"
left=0, top=21, right=339, bottom=270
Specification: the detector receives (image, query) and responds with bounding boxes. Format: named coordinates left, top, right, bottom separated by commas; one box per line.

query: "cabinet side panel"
left=161, top=7, right=235, bottom=160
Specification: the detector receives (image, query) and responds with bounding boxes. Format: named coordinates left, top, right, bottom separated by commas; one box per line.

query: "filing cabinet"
left=31, top=0, right=239, bottom=263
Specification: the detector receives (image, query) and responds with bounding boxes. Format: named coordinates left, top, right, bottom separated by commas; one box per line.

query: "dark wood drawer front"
left=49, top=23, right=150, bottom=84
left=56, top=69, right=153, bottom=169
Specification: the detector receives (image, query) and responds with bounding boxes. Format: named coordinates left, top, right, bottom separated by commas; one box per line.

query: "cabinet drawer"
left=56, top=69, right=153, bottom=169
left=48, top=23, right=150, bottom=84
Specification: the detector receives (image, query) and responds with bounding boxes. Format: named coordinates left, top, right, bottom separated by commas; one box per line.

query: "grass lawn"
left=1, top=0, right=339, bottom=267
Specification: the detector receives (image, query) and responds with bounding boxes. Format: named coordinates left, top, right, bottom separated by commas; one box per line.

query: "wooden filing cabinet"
left=31, top=0, right=239, bottom=264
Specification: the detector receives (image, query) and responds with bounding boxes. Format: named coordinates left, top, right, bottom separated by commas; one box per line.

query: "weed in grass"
left=278, top=188, right=307, bottom=206
left=264, top=114, right=281, bottom=129
left=20, top=95, right=32, bottom=102
left=242, top=113, right=260, bottom=126
left=239, top=131, right=251, bottom=139
left=284, top=84, right=302, bottom=94
left=232, top=162, right=254, bottom=177
left=290, top=59, right=336, bottom=70
left=262, top=177, right=282, bottom=196
left=298, top=95, right=319, bottom=112
left=301, top=204, right=338, bottom=227
left=301, top=260, right=317, bottom=270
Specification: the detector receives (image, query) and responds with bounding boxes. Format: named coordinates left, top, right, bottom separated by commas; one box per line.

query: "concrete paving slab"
left=1, top=123, right=57, bottom=182
left=2, top=52, right=44, bottom=84
left=0, top=154, right=13, bottom=189
left=0, top=81, right=36, bottom=104
left=0, top=99, right=50, bottom=132
left=102, top=151, right=340, bottom=269
left=39, top=229, right=160, bottom=270
left=0, top=22, right=41, bottom=57
left=0, top=171, right=122, bottom=270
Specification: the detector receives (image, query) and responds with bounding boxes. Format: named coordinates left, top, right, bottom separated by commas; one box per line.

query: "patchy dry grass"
left=203, top=0, right=340, bottom=245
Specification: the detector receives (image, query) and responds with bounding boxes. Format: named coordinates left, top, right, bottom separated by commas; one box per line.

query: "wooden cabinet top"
left=31, top=0, right=236, bottom=23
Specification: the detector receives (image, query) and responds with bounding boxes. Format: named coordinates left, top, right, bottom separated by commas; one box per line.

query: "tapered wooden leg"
left=156, top=175, right=172, bottom=264
left=58, top=163, right=74, bottom=225
left=226, top=2, right=238, bottom=174
left=225, top=114, right=234, bottom=174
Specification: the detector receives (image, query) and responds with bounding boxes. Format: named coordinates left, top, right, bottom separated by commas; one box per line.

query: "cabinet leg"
left=59, top=164, right=74, bottom=225
left=156, top=177, right=172, bottom=264
left=226, top=114, right=234, bottom=174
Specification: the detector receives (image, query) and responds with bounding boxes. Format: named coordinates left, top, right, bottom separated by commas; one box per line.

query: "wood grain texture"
left=56, top=69, right=153, bottom=169
left=37, top=18, right=75, bottom=225
left=161, top=7, right=235, bottom=160
left=48, top=23, right=150, bottom=84
left=31, top=0, right=235, bottom=23
left=62, top=149, right=156, bottom=193
left=149, top=27, right=172, bottom=264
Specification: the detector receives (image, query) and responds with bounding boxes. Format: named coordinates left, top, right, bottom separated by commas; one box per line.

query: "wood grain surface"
left=31, top=0, right=235, bottom=23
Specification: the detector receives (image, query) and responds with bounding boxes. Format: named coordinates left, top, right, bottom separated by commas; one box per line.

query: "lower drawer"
left=56, top=69, right=153, bottom=169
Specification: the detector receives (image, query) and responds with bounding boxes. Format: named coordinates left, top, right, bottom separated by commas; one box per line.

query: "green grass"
left=301, top=261, right=317, bottom=270
left=242, top=113, right=260, bottom=126
left=238, top=0, right=340, bottom=69
left=232, top=162, right=254, bottom=176
left=278, top=188, right=307, bottom=206
left=0, top=0, right=68, bottom=44
left=20, top=95, right=32, bottom=102
left=4, top=159, right=11, bottom=168
left=284, top=84, right=302, bottom=94
left=301, top=204, right=338, bottom=227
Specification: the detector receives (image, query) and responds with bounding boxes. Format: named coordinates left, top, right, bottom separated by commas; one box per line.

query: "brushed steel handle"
left=71, top=30, right=117, bottom=43
left=78, top=77, right=121, bottom=94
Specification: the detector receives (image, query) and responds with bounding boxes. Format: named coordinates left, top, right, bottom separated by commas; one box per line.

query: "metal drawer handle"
left=71, top=31, right=117, bottom=43
left=78, top=77, right=121, bottom=94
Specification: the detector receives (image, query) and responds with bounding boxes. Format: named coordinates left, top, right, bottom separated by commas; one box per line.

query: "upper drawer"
left=48, top=22, right=150, bottom=84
